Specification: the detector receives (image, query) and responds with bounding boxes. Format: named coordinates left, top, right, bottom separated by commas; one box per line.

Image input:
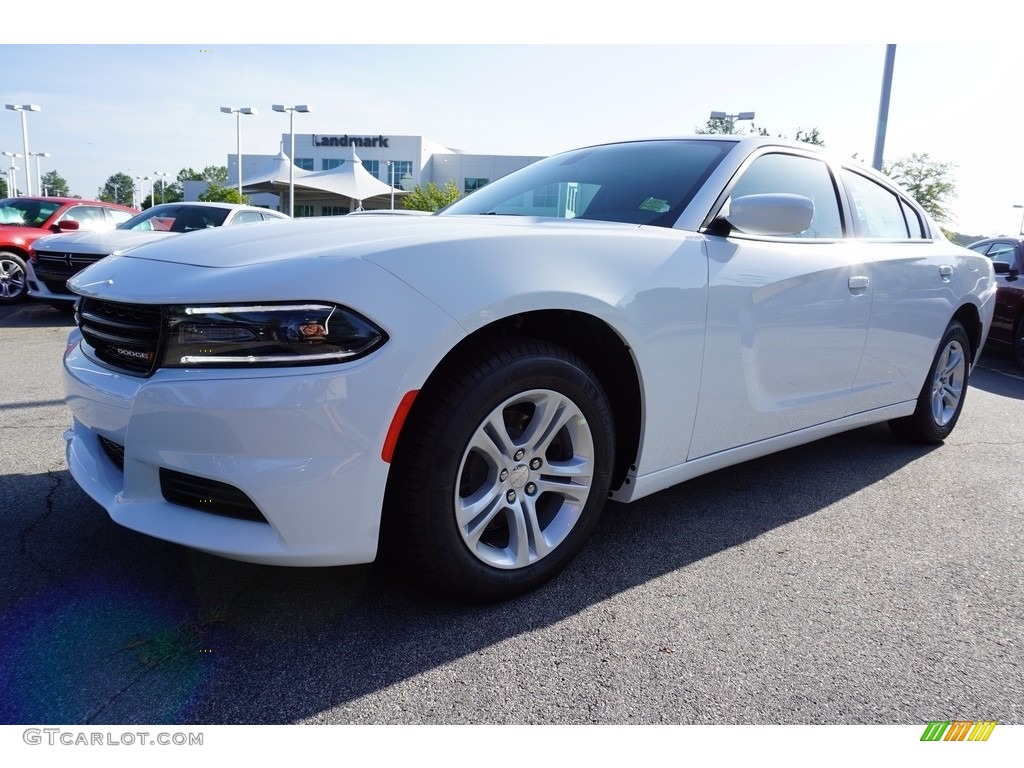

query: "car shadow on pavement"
left=974, top=350, right=1024, bottom=400
left=0, top=302, right=76, bottom=329
left=0, top=422, right=944, bottom=725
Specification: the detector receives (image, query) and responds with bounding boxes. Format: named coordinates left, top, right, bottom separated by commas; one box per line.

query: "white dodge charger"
left=62, top=136, right=997, bottom=601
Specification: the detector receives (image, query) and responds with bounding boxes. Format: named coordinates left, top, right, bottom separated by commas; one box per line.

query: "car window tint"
left=62, top=205, right=111, bottom=231
left=726, top=153, right=842, bottom=238
left=842, top=170, right=915, bottom=239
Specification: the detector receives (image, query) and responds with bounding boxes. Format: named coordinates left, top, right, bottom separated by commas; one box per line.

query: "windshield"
left=0, top=198, right=62, bottom=227
left=439, top=140, right=733, bottom=227
left=118, top=204, right=230, bottom=233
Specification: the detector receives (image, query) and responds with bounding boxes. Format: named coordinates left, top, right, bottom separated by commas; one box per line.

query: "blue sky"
left=6, top=4, right=1021, bottom=235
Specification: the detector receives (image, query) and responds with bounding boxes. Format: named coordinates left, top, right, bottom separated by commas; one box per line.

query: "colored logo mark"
left=921, top=721, right=997, bottom=742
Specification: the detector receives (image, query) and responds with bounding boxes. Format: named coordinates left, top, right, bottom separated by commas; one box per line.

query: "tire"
left=889, top=320, right=971, bottom=444
left=386, top=338, right=615, bottom=602
left=0, top=251, right=28, bottom=305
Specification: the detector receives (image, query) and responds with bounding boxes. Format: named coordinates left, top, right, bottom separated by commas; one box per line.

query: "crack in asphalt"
left=17, top=469, right=64, bottom=576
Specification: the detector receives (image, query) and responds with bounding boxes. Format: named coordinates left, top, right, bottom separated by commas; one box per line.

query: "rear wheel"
left=889, top=320, right=970, bottom=444
left=386, top=338, right=614, bottom=602
left=0, top=251, right=27, bottom=304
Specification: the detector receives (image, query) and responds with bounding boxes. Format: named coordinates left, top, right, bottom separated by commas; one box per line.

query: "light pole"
left=154, top=171, right=170, bottom=204
left=220, top=107, right=256, bottom=196
left=1013, top=204, right=1024, bottom=236
left=272, top=104, right=311, bottom=217
left=709, top=110, right=755, bottom=134
left=5, top=104, right=41, bottom=195
left=3, top=151, right=22, bottom=196
left=30, top=151, right=49, bottom=195
left=388, top=160, right=395, bottom=210
left=135, top=176, right=151, bottom=209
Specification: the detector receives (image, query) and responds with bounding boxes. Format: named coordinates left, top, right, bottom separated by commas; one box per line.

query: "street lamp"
left=135, top=175, right=151, bottom=209
left=709, top=110, right=755, bottom=134
left=5, top=104, right=41, bottom=195
left=1013, top=204, right=1024, bottom=236
left=154, top=171, right=170, bottom=204
left=388, top=160, right=395, bottom=210
left=220, top=106, right=256, bottom=195
left=3, top=151, right=22, bottom=196
left=272, top=104, right=311, bottom=217
left=30, top=151, right=49, bottom=195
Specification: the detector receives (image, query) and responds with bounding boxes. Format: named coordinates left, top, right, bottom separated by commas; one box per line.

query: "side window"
left=108, top=209, right=134, bottom=226
left=842, top=170, right=920, bottom=239
left=61, top=205, right=112, bottom=231
left=230, top=211, right=264, bottom=225
left=727, top=153, right=842, bottom=238
left=985, top=242, right=1019, bottom=269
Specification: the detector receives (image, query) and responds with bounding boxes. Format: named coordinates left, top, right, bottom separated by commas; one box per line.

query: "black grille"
left=160, top=469, right=268, bottom=523
left=78, top=298, right=164, bottom=376
left=99, top=436, right=126, bottom=470
left=34, top=252, right=107, bottom=292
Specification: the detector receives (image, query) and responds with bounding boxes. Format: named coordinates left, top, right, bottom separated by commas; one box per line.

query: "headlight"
left=162, top=303, right=387, bottom=368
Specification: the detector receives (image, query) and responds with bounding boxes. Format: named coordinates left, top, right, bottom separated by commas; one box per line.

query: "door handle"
left=848, top=275, right=870, bottom=293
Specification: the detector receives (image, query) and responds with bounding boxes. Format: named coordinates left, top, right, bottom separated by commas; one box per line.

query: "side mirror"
left=53, top=219, right=80, bottom=232
left=717, top=193, right=815, bottom=236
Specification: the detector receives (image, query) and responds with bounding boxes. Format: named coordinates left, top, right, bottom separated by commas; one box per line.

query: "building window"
left=464, top=178, right=489, bottom=194
left=363, top=160, right=380, bottom=180
left=321, top=206, right=348, bottom=216
left=388, top=161, right=413, bottom=188
left=294, top=204, right=315, bottom=218
left=295, top=158, right=314, bottom=171
left=322, top=158, right=342, bottom=171
left=532, top=184, right=559, bottom=208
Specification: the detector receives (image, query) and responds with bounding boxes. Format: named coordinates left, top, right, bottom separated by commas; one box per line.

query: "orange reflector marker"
left=382, top=390, right=419, bottom=463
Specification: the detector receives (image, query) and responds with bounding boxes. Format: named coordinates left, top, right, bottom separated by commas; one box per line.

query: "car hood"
left=33, top=229, right=176, bottom=255
left=104, top=214, right=634, bottom=269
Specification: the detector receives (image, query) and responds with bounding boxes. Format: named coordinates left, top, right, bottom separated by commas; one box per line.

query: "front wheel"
left=0, top=251, right=28, bottom=305
left=385, top=338, right=615, bottom=602
left=889, top=320, right=971, bottom=444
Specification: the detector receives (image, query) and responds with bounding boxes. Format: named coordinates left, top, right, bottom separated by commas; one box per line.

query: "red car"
left=966, top=236, right=1024, bottom=368
left=0, top=196, right=137, bottom=304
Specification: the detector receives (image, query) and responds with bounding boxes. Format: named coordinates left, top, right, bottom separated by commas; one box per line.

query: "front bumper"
left=63, top=342, right=400, bottom=566
left=25, top=259, right=77, bottom=304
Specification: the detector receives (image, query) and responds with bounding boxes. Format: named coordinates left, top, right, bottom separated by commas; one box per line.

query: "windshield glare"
left=119, top=204, right=230, bottom=233
left=439, top=140, right=733, bottom=227
left=0, top=198, right=62, bottom=227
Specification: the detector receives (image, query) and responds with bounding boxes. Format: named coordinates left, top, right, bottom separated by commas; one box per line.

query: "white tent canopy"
left=241, top=148, right=404, bottom=209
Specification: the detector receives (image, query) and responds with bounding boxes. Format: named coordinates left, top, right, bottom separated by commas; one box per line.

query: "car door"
left=689, top=150, right=872, bottom=460
left=968, top=240, right=1021, bottom=344
left=841, top=168, right=979, bottom=407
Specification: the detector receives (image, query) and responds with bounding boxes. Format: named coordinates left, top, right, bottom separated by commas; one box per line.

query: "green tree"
left=402, top=180, right=462, bottom=212
left=884, top=153, right=956, bottom=223
left=198, top=182, right=249, bottom=204
left=41, top=170, right=71, bottom=197
left=0, top=177, right=6, bottom=198
left=695, top=118, right=824, bottom=145
left=98, top=172, right=135, bottom=206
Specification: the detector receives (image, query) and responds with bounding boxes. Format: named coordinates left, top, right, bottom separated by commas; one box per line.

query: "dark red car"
left=0, top=196, right=137, bottom=304
left=967, top=236, right=1024, bottom=367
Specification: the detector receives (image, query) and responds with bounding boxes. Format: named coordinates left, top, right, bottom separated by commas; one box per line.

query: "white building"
left=220, top=133, right=544, bottom=216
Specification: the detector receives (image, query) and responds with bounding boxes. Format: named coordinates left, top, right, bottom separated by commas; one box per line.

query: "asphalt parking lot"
left=1, top=301, right=1021, bottom=726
